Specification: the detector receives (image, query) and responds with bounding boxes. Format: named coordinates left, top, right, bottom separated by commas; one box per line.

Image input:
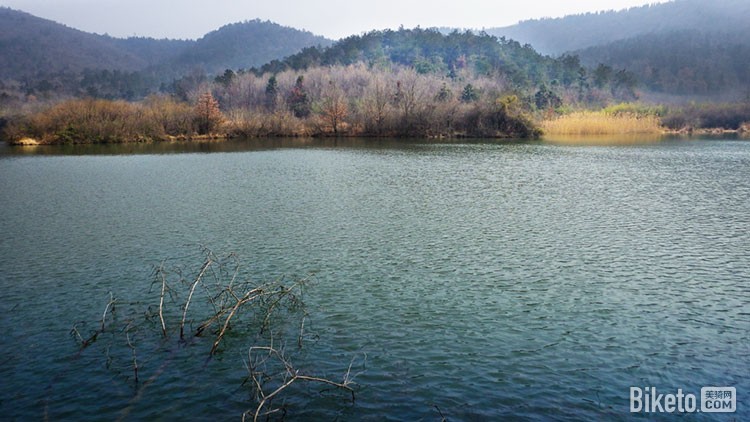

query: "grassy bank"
left=6, top=95, right=748, bottom=145
left=541, top=102, right=750, bottom=137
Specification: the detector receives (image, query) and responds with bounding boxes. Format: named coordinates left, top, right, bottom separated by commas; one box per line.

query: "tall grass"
left=541, top=111, right=663, bottom=136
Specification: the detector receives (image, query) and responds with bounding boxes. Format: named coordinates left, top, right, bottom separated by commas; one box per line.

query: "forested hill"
left=0, top=8, right=158, bottom=79
left=0, top=8, right=331, bottom=97
left=486, top=0, right=750, bottom=56
left=253, top=28, right=577, bottom=90
left=575, top=30, right=750, bottom=97
left=171, top=20, right=332, bottom=75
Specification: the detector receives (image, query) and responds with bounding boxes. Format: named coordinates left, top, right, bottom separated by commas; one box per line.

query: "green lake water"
left=0, top=138, right=747, bottom=420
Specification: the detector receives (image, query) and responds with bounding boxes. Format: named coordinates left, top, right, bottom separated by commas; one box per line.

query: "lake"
left=0, top=137, right=748, bottom=421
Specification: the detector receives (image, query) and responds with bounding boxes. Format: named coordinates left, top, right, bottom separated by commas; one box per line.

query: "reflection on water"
left=2, top=134, right=746, bottom=156
left=542, top=133, right=665, bottom=146
left=1, top=137, right=323, bottom=155
left=543, top=132, right=750, bottom=145
left=0, top=137, right=538, bottom=156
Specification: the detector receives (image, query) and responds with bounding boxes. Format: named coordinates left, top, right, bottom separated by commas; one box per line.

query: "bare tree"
left=362, top=75, right=392, bottom=134
left=318, top=81, right=348, bottom=135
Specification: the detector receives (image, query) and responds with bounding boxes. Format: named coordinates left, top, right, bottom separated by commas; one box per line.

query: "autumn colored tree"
left=362, top=77, right=392, bottom=134
left=193, top=92, right=223, bottom=135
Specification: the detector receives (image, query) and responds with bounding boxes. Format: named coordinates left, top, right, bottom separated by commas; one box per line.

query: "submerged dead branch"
left=70, top=292, right=118, bottom=350
left=125, top=326, right=139, bottom=384
left=101, top=292, right=116, bottom=332
left=156, top=262, right=168, bottom=337
left=244, top=346, right=357, bottom=422
left=210, top=286, right=263, bottom=355
left=181, top=256, right=212, bottom=339
left=71, top=248, right=358, bottom=419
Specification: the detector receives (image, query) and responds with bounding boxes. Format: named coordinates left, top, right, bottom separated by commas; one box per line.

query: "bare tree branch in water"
left=68, top=246, right=360, bottom=420
left=243, top=346, right=361, bottom=422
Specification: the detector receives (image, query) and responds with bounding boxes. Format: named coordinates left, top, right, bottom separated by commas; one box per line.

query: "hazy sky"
left=1, top=0, right=671, bottom=40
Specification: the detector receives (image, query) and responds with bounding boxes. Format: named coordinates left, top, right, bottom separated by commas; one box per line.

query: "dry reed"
left=542, top=111, right=662, bottom=136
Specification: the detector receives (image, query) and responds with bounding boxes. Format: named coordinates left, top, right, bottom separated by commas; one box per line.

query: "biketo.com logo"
left=630, top=386, right=736, bottom=413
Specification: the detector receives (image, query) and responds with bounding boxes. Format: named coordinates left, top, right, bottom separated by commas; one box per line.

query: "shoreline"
left=7, top=129, right=748, bottom=147
left=6, top=132, right=537, bottom=146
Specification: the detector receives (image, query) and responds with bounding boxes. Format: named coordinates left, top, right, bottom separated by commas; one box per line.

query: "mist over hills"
left=486, top=0, right=750, bottom=56
left=575, top=29, right=750, bottom=97
left=485, top=0, right=750, bottom=98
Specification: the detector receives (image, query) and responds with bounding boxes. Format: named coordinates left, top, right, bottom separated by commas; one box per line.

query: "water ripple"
left=0, top=140, right=748, bottom=420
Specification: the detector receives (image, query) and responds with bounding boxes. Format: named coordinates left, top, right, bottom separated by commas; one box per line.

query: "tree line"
left=4, top=63, right=545, bottom=143
left=2, top=28, right=683, bottom=143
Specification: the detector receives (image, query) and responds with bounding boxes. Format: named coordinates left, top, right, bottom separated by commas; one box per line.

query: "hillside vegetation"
left=575, top=30, right=750, bottom=98
left=486, top=0, right=750, bottom=100
left=254, top=28, right=563, bottom=89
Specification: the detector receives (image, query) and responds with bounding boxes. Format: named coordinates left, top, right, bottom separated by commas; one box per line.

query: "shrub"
left=602, top=102, right=666, bottom=117
left=8, top=99, right=166, bottom=144
left=661, top=103, right=750, bottom=130
left=455, top=96, right=541, bottom=138
left=143, top=95, right=194, bottom=136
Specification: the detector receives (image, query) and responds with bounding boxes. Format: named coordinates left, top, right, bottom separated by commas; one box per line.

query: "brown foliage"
left=143, top=95, right=194, bottom=136
left=193, top=92, right=224, bottom=135
left=6, top=98, right=165, bottom=144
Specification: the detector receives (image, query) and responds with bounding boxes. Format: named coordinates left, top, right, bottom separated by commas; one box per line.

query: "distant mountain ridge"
left=0, top=8, right=332, bottom=85
left=0, top=8, right=152, bottom=79
left=173, top=20, right=331, bottom=75
left=486, top=0, right=750, bottom=56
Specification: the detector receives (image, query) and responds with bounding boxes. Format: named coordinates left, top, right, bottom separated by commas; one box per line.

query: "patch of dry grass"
left=542, top=111, right=662, bottom=136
